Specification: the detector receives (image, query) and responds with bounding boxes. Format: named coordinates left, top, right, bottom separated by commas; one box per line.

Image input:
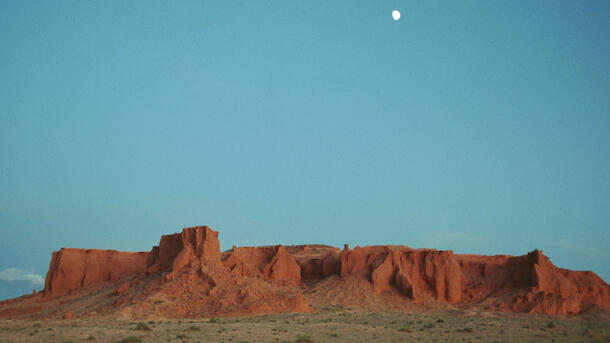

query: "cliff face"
left=338, top=246, right=462, bottom=303
left=130, top=226, right=311, bottom=318
left=458, top=250, right=610, bottom=315
left=221, top=245, right=302, bottom=286
left=3, top=226, right=608, bottom=320
left=288, top=245, right=341, bottom=281
left=514, top=250, right=609, bottom=315
left=148, top=226, right=221, bottom=272
left=44, top=249, right=148, bottom=298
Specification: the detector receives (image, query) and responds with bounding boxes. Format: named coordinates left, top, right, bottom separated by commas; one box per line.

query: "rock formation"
left=148, top=226, right=221, bottom=272
left=222, top=245, right=302, bottom=286
left=44, top=248, right=148, bottom=298
left=1, top=226, right=608, bottom=320
left=458, top=250, right=610, bottom=315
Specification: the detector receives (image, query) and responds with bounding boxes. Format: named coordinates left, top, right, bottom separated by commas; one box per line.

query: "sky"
left=0, top=1, right=609, bottom=300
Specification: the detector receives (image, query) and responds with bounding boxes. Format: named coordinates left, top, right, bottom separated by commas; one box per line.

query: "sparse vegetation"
left=134, top=322, right=151, bottom=331
left=295, top=334, right=313, bottom=343
left=0, top=310, right=608, bottom=342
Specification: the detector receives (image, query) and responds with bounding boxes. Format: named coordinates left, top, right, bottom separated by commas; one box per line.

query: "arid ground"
left=1, top=307, right=608, bottom=343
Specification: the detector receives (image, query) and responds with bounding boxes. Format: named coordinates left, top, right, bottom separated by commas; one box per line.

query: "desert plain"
left=1, top=307, right=609, bottom=343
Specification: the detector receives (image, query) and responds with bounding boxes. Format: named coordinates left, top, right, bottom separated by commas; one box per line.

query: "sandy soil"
left=1, top=307, right=608, bottom=343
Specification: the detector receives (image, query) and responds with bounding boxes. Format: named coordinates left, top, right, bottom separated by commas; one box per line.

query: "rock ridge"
left=2, top=226, right=608, bottom=319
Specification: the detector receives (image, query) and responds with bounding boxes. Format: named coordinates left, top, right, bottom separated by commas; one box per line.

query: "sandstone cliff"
left=1, top=226, right=608, bottom=320
left=44, top=248, right=148, bottom=298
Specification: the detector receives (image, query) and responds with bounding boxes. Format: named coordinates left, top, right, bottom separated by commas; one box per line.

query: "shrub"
left=134, top=323, right=151, bottom=331
left=295, top=334, right=313, bottom=343
left=547, top=321, right=556, bottom=328
left=398, top=327, right=412, bottom=333
left=120, top=336, right=142, bottom=343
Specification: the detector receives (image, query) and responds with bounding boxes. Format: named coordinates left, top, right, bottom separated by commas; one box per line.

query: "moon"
left=392, top=10, right=401, bottom=21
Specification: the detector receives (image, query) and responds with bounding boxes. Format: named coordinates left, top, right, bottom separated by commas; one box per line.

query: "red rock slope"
left=0, top=226, right=608, bottom=319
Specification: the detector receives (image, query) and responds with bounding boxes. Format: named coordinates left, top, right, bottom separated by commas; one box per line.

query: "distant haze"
left=0, top=1, right=608, bottom=299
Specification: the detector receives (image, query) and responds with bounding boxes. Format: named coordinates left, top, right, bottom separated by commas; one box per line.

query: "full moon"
left=392, top=10, right=401, bottom=21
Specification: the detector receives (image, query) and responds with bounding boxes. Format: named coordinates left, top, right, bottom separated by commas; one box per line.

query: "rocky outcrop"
left=339, top=246, right=462, bottom=303
left=511, top=250, right=609, bottom=315
left=44, top=248, right=148, bottom=298
left=286, top=245, right=341, bottom=281
left=62, top=310, right=73, bottom=319
left=2, top=226, right=607, bottom=319
left=113, top=281, right=131, bottom=296
left=139, top=228, right=310, bottom=317
left=148, top=226, right=221, bottom=272
left=262, top=245, right=301, bottom=285
left=457, top=250, right=610, bottom=315
left=221, top=245, right=302, bottom=285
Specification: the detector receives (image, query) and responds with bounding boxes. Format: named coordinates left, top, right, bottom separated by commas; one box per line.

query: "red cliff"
left=221, top=245, right=302, bottom=286
left=458, top=250, right=610, bottom=315
left=44, top=248, right=148, bottom=298
left=339, top=246, right=462, bottom=303
left=1, top=226, right=608, bottom=320
left=148, top=226, right=221, bottom=272
left=132, top=227, right=311, bottom=318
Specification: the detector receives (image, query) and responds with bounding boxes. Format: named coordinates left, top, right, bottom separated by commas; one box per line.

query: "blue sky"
left=1, top=1, right=609, bottom=300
